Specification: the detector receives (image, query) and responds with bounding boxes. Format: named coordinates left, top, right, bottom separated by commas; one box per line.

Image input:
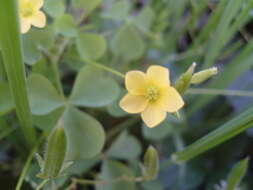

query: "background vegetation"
left=0, top=0, right=253, bottom=189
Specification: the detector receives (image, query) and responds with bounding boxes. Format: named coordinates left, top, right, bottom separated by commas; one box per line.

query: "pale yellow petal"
left=19, top=0, right=28, bottom=8
left=158, top=87, right=184, bottom=112
left=120, top=94, right=148, bottom=114
left=147, top=65, right=170, bottom=86
left=31, top=11, right=46, bottom=28
left=32, top=0, right=44, bottom=9
left=141, top=105, right=166, bottom=128
left=20, top=18, right=31, bottom=34
left=125, top=71, right=147, bottom=95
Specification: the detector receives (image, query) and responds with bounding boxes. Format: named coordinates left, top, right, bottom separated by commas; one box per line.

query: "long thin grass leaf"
left=203, top=0, right=243, bottom=68
left=0, top=0, right=36, bottom=146
left=172, top=105, right=253, bottom=163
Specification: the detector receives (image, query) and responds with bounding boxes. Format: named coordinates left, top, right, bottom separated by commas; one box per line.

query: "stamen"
left=145, top=86, right=160, bottom=102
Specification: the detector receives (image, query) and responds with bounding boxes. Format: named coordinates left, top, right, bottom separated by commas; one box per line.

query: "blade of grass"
left=172, top=105, right=253, bottom=163
left=0, top=0, right=36, bottom=146
left=203, top=0, right=243, bottom=68
left=191, top=0, right=228, bottom=48
left=223, top=0, right=253, bottom=44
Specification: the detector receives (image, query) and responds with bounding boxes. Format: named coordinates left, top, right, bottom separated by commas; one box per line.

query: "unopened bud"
left=37, top=120, right=67, bottom=179
left=142, top=146, right=159, bottom=180
left=175, top=62, right=196, bottom=94
left=191, top=67, right=218, bottom=85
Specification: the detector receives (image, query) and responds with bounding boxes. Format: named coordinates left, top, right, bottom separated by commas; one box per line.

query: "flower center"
left=20, top=4, right=34, bottom=18
left=145, top=86, right=160, bottom=102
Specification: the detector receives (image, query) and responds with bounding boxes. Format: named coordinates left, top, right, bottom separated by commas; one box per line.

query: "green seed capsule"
left=191, top=67, right=218, bottom=84
left=37, top=120, right=67, bottom=179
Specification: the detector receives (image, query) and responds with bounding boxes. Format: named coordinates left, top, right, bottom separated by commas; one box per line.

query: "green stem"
left=50, top=38, right=70, bottom=97
left=89, top=61, right=125, bottom=79
left=0, top=0, right=36, bottom=146
left=172, top=133, right=186, bottom=188
left=36, top=179, right=49, bottom=190
left=106, top=118, right=139, bottom=140
left=51, top=61, right=64, bottom=97
left=15, top=134, right=45, bottom=190
left=73, top=175, right=144, bottom=186
left=187, top=88, right=253, bottom=97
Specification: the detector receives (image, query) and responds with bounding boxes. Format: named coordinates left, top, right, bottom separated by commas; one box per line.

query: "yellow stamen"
left=145, top=86, right=160, bottom=102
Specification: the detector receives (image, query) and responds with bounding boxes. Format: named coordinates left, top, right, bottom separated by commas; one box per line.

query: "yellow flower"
left=120, top=65, right=184, bottom=128
left=19, top=0, right=46, bottom=34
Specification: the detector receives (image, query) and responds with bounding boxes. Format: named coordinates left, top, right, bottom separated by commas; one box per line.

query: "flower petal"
left=158, top=87, right=184, bottom=112
left=31, top=11, right=46, bottom=28
left=120, top=94, right=148, bottom=114
left=147, top=65, right=170, bottom=86
left=32, top=0, right=44, bottom=9
left=20, top=18, right=31, bottom=34
left=141, top=105, right=166, bottom=128
left=125, top=71, right=147, bottom=95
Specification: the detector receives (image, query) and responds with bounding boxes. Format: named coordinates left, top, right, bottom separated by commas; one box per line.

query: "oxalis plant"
left=0, top=0, right=253, bottom=190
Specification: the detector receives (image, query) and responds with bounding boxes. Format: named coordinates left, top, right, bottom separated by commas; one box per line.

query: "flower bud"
left=142, top=146, right=159, bottom=180
left=191, top=67, right=218, bottom=85
left=37, top=120, right=67, bottom=179
left=175, top=62, right=196, bottom=94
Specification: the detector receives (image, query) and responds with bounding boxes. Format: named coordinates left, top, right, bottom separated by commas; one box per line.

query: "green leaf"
left=27, top=74, right=65, bottom=115
left=103, top=0, right=131, bottom=21
left=32, top=58, right=55, bottom=83
left=106, top=89, right=128, bottom=117
left=142, top=146, right=159, bottom=180
left=107, top=132, right=142, bottom=160
left=44, top=0, right=65, bottom=18
left=67, top=155, right=101, bottom=175
left=0, top=81, right=14, bottom=115
left=63, top=106, right=105, bottom=160
left=54, top=14, right=77, bottom=37
left=96, top=160, right=136, bottom=190
left=76, top=33, right=107, bottom=61
left=172, top=105, right=253, bottom=163
left=142, top=120, right=174, bottom=141
left=72, top=0, right=101, bottom=15
left=111, top=24, right=145, bottom=61
left=134, top=6, right=155, bottom=32
left=225, top=158, right=249, bottom=190
left=22, top=27, right=54, bottom=65
left=33, top=107, right=64, bottom=132
left=70, top=65, right=120, bottom=107
left=141, top=181, right=163, bottom=190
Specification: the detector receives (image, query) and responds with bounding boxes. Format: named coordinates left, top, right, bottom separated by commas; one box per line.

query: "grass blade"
left=0, top=0, right=36, bottom=146
left=172, top=105, right=253, bottom=163
left=203, top=0, right=243, bottom=68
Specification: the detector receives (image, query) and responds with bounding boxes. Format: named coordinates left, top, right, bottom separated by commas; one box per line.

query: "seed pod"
left=142, top=146, right=159, bottom=180
left=175, top=62, right=196, bottom=94
left=37, top=120, right=67, bottom=179
left=191, top=67, right=218, bottom=85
